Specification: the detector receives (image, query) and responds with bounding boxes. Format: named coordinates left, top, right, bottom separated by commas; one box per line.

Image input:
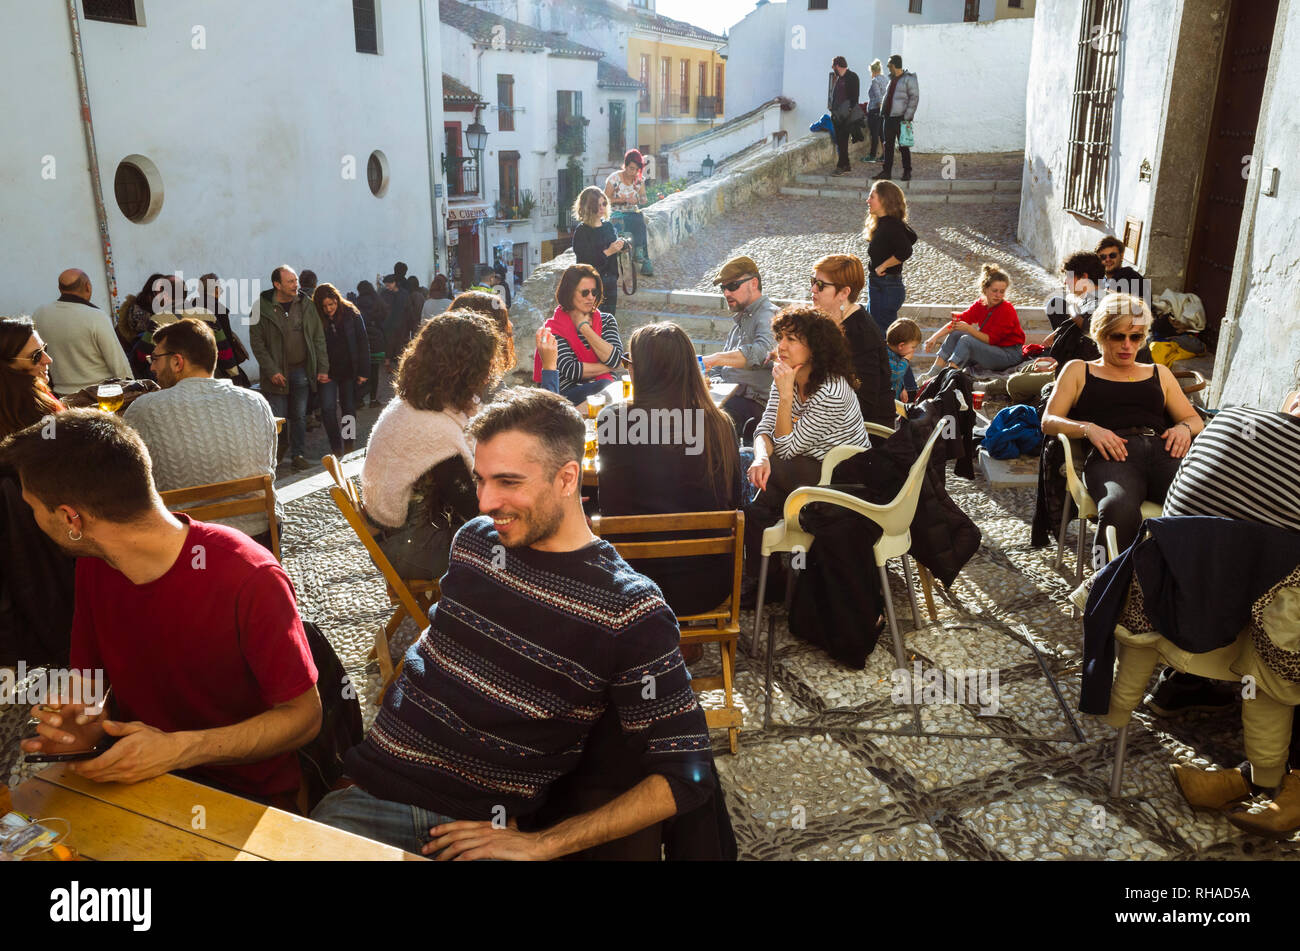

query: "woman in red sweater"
left=925, top=263, right=1025, bottom=374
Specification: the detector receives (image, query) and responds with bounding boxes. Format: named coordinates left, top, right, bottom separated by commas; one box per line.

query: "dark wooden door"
left=964, top=0, right=981, bottom=22
left=1185, top=0, right=1278, bottom=334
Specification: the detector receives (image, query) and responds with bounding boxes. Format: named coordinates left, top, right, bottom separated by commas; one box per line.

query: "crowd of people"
left=4, top=62, right=1300, bottom=853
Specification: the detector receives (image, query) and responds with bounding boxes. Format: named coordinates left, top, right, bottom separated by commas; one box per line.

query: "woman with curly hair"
left=744, top=306, right=870, bottom=601
left=450, top=290, right=516, bottom=387
left=360, top=311, right=502, bottom=579
left=312, top=283, right=369, bottom=456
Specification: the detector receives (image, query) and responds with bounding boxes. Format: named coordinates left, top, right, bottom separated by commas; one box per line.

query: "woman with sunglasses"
left=533, top=264, right=624, bottom=406
left=810, top=253, right=896, bottom=428
left=1042, top=293, right=1203, bottom=554
left=0, top=317, right=63, bottom=439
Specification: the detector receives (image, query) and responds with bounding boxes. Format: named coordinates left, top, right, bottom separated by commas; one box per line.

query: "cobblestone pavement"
left=644, top=151, right=1059, bottom=308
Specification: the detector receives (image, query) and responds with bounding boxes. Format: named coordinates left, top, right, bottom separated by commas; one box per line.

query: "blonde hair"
left=886, top=318, right=922, bottom=347
left=573, top=186, right=608, bottom=228
left=870, top=59, right=883, bottom=74
left=1090, top=292, right=1152, bottom=345
left=979, top=263, right=1011, bottom=292
left=866, top=180, right=908, bottom=239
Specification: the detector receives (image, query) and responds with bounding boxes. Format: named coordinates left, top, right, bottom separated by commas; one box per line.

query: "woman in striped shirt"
left=744, top=307, right=869, bottom=601
left=532, top=264, right=624, bottom=406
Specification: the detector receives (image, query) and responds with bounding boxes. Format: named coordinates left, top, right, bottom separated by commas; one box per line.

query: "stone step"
left=794, top=174, right=1020, bottom=191
left=780, top=185, right=1019, bottom=204
left=618, top=295, right=1049, bottom=328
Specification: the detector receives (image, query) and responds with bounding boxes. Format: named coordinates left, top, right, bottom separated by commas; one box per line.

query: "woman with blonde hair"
left=865, top=180, right=917, bottom=339
left=866, top=59, right=888, bottom=162
left=810, top=252, right=895, bottom=427
left=571, top=185, right=627, bottom=316
left=1042, top=293, right=1203, bottom=554
left=925, top=263, right=1025, bottom=374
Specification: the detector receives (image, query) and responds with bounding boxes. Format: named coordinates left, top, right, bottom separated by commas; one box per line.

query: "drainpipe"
left=65, top=0, right=118, bottom=314
left=419, top=0, right=444, bottom=277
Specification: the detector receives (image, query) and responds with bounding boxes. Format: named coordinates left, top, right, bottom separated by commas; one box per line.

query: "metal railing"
left=446, top=156, right=479, bottom=197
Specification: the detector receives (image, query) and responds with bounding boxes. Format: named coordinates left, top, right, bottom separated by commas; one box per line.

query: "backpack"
left=296, top=620, right=364, bottom=812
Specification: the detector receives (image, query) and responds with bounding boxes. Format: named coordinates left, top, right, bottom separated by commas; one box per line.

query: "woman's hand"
left=951, top=321, right=975, bottom=335
left=748, top=456, right=771, bottom=492
left=535, top=327, right=559, bottom=372
left=875, top=265, right=888, bottom=277
left=1161, top=422, right=1193, bottom=458
left=773, top=360, right=797, bottom=399
left=1085, top=424, right=1129, bottom=461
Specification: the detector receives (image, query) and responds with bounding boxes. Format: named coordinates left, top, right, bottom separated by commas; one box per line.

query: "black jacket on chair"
left=0, top=472, right=75, bottom=666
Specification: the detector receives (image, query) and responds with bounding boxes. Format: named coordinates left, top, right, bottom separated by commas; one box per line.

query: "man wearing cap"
left=701, top=257, right=778, bottom=441
left=605, top=149, right=654, bottom=277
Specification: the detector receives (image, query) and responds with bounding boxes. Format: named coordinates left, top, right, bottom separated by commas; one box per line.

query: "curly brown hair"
left=451, top=290, right=515, bottom=376
left=771, top=306, right=859, bottom=395
left=396, top=310, right=502, bottom=413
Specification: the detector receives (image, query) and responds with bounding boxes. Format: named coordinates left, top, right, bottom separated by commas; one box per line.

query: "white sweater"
left=361, top=399, right=475, bottom=528
left=31, top=298, right=133, bottom=395
left=124, top=376, right=279, bottom=537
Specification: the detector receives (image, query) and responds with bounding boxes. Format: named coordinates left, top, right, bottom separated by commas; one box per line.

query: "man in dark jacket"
left=380, top=274, right=414, bottom=370
left=828, top=56, right=861, bottom=175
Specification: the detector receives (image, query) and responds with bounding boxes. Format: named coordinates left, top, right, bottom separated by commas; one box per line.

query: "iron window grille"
left=1064, top=0, right=1124, bottom=221
left=354, top=0, right=378, bottom=54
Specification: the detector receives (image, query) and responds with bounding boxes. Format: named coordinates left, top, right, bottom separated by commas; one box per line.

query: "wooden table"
left=9, top=765, right=424, bottom=861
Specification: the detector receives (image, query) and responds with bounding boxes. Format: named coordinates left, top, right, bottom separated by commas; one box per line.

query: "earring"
left=840, top=303, right=848, bottom=314
left=68, top=528, right=83, bottom=542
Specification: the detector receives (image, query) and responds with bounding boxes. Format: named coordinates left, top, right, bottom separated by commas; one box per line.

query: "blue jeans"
left=936, top=331, right=1023, bottom=371
left=562, top=377, right=613, bottom=406
left=319, top=377, right=358, bottom=456
left=266, top=365, right=309, bottom=460
left=311, top=785, right=458, bottom=856
left=868, top=274, right=906, bottom=339
left=611, top=210, right=650, bottom=264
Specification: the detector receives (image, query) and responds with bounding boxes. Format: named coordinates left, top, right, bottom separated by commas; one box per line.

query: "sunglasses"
left=810, top=278, right=839, bottom=292
left=721, top=278, right=753, bottom=293
left=1099, top=251, right=1120, bottom=260
left=22, top=345, right=50, bottom=365
left=576, top=288, right=598, bottom=298
left=1107, top=332, right=1145, bottom=343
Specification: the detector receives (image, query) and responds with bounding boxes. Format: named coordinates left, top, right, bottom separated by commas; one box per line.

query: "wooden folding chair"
left=590, top=510, right=745, bottom=754
left=320, top=455, right=439, bottom=693
left=160, top=474, right=280, bottom=561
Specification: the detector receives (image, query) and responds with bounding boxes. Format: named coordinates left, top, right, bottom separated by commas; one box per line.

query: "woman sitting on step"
left=924, top=263, right=1026, bottom=376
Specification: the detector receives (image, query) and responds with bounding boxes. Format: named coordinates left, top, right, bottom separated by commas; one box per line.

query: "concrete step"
left=618, top=295, right=1049, bottom=328
left=793, top=175, right=1020, bottom=191
left=780, top=185, right=1019, bottom=204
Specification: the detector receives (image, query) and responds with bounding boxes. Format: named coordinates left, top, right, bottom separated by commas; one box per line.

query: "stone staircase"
left=781, top=174, right=1021, bottom=205
left=615, top=287, right=1050, bottom=360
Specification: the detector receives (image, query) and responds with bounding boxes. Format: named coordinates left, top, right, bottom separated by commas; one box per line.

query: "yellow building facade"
left=626, top=31, right=726, bottom=160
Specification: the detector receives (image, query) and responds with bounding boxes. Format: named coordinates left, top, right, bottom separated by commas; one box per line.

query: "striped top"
left=343, top=516, right=713, bottom=821
left=755, top=375, right=871, bottom=460
left=555, top=310, right=625, bottom=389
left=1164, top=405, right=1300, bottom=531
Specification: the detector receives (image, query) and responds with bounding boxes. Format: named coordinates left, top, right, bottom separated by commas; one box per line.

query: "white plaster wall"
left=1018, top=0, right=1176, bottom=278
left=2, top=0, right=447, bottom=382
left=1217, top=0, right=1300, bottom=410
left=665, top=101, right=784, bottom=177
left=890, top=19, right=1033, bottom=153
left=722, top=0, right=787, bottom=119
left=778, top=0, right=985, bottom=144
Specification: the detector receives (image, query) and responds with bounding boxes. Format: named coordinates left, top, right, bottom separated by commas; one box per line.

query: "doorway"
left=1185, top=0, right=1279, bottom=335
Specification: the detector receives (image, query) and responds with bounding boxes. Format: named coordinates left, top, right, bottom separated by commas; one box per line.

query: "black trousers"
left=834, top=121, right=852, bottom=170
left=882, top=115, right=912, bottom=176
left=721, top=393, right=765, bottom=446
left=1082, top=433, right=1181, bottom=555
left=867, top=109, right=882, bottom=156
left=743, top=454, right=824, bottom=580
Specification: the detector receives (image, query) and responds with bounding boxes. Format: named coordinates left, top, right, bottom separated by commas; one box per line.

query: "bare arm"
left=702, top=349, right=748, bottom=369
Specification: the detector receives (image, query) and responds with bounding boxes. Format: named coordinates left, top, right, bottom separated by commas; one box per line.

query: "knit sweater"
left=361, top=399, right=474, bottom=529
left=123, top=376, right=279, bottom=537
left=31, top=298, right=134, bottom=395
left=344, top=516, right=715, bottom=821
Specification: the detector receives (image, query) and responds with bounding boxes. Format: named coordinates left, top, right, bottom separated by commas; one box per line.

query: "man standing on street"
left=827, top=56, right=861, bottom=176
left=31, top=268, right=133, bottom=396
left=702, top=256, right=777, bottom=440
left=250, top=265, right=329, bottom=471
left=875, top=54, right=919, bottom=183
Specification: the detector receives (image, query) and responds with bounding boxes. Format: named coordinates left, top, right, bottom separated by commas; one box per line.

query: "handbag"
left=899, top=121, right=915, bottom=148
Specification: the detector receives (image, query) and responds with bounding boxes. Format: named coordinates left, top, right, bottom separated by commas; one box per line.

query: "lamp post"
left=465, top=107, right=489, bottom=198
left=702, top=154, right=715, bottom=179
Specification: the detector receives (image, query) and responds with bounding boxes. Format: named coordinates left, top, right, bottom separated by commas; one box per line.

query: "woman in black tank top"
left=1041, top=294, right=1204, bottom=555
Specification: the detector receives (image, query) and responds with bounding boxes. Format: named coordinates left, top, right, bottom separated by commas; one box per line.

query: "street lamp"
left=466, top=107, right=489, bottom=197
left=702, top=154, right=715, bottom=179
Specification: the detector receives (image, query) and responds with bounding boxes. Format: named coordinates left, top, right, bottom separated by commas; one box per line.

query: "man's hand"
left=701, top=352, right=721, bottom=368
left=271, top=373, right=287, bottom=387
left=316, top=373, right=330, bottom=384
left=424, top=819, right=551, bottom=862
left=72, top=720, right=190, bottom=784
left=357, top=376, right=368, bottom=385
left=21, top=700, right=107, bottom=755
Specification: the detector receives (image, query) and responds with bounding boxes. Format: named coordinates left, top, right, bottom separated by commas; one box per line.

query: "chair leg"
left=1073, top=518, right=1088, bottom=619
left=919, top=564, right=938, bottom=622
left=880, top=564, right=923, bottom=736
left=901, top=554, right=923, bottom=630
left=1055, top=497, right=1073, bottom=569
left=750, top=555, right=770, bottom=658
left=722, top=638, right=738, bottom=754
left=1110, top=723, right=1130, bottom=798
left=763, top=610, right=778, bottom=730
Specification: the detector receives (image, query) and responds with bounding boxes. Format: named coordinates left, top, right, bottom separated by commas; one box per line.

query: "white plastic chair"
left=753, top=423, right=947, bottom=730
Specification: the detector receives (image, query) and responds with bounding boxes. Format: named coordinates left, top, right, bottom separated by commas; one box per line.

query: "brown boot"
left=1226, top=771, right=1300, bottom=838
left=1169, top=764, right=1250, bottom=811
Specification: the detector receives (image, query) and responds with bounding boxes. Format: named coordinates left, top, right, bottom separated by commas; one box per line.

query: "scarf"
left=533, top=306, right=612, bottom=384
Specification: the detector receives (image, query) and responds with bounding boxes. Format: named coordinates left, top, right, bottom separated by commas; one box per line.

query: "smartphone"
left=22, top=732, right=116, bottom=765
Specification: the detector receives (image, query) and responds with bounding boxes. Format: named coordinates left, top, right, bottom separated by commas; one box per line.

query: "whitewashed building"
left=1018, top=0, right=1298, bottom=409
left=0, top=0, right=449, bottom=375
left=439, top=0, right=641, bottom=279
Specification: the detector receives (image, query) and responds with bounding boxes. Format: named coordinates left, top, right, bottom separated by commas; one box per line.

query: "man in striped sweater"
left=313, top=388, right=715, bottom=859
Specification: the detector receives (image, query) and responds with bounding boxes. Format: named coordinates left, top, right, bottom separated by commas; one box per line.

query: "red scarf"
left=534, top=306, right=613, bottom=383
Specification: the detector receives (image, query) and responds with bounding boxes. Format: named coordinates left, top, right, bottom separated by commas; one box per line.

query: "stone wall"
left=506, top=132, right=836, bottom=377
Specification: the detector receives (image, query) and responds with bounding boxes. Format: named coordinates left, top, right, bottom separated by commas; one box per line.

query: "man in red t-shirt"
left=7, top=410, right=320, bottom=803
